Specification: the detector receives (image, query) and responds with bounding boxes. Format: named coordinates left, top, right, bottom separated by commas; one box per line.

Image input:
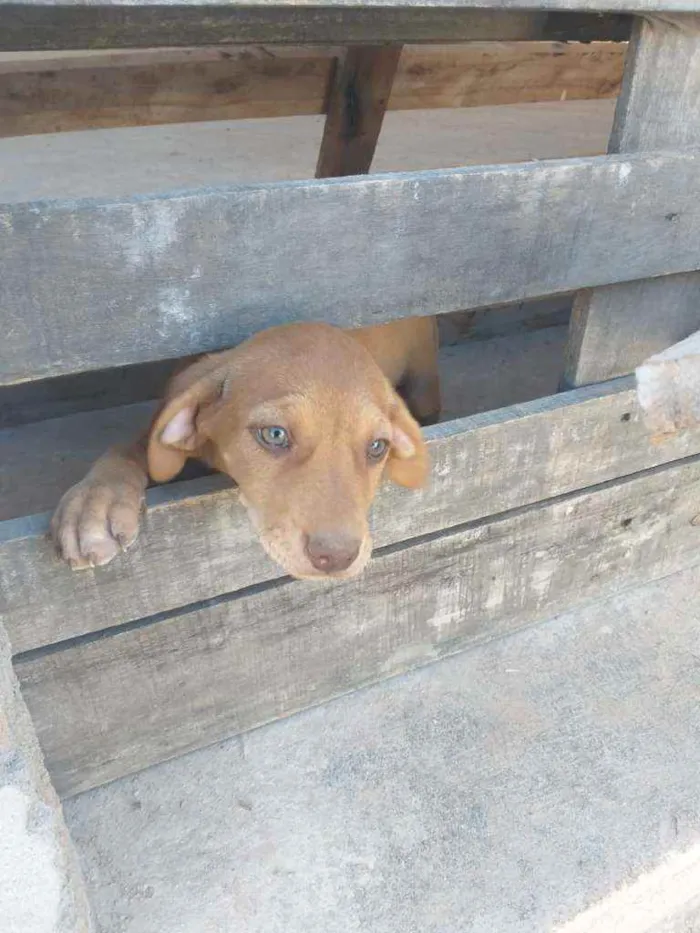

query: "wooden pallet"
left=2, top=1, right=700, bottom=798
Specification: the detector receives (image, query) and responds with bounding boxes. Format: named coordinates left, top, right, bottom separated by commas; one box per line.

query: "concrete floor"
left=0, top=99, right=614, bottom=201
left=16, top=97, right=679, bottom=932
left=64, top=562, right=700, bottom=933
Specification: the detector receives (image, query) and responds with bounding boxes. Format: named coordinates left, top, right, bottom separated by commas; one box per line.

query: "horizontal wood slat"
left=0, top=8, right=632, bottom=52
left=392, top=40, right=625, bottom=109
left=0, top=42, right=625, bottom=138
left=4, top=379, right=700, bottom=655
left=16, top=451, right=700, bottom=797
left=3, top=149, right=700, bottom=385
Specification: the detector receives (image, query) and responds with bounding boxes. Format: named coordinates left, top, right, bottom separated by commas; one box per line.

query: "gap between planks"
left=4, top=378, right=700, bottom=655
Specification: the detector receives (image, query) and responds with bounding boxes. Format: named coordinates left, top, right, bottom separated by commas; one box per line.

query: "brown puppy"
left=51, top=318, right=440, bottom=580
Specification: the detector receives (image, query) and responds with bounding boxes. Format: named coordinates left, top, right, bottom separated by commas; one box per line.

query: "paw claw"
left=51, top=478, right=144, bottom=570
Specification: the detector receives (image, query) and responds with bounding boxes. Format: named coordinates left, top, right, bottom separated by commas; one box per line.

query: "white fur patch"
left=392, top=426, right=416, bottom=459
left=161, top=406, right=196, bottom=446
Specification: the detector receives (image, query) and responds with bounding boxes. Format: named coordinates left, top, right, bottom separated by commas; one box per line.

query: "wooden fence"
left=1, top=0, right=700, bottom=797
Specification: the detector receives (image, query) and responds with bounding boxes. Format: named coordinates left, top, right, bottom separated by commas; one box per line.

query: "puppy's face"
left=147, top=323, right=428, bottom=580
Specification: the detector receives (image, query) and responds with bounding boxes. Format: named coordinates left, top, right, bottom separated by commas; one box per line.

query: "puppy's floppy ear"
left=147, top=363, right=229, bottom=483
left=384, top=391, right=430, bottom=489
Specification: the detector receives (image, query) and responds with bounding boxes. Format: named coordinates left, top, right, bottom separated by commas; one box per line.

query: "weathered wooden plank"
left=16, top=452, right=700, bottom=797
left=4, top=378, right=700, bottom=655
left=0, top=46, right=336, bottom=136
left=0, top=43, right=625, bottom=138
left=636, top=328, right=700, bottom=435
left=391, top=41, right=624, bottom=109
left=565, top=273, right=700, bottom=385
left=316, top=45, right=402, bottom=177
left=4, top=148, right=700, bottom=385
left=563, top=15, right=700, bottom=387
left=0, top=8, right=632, bottom=52
left=0, top=0, right=677, bottom=9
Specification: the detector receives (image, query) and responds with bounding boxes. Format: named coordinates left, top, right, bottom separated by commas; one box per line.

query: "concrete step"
left=64, top=562, right=700, bottom=933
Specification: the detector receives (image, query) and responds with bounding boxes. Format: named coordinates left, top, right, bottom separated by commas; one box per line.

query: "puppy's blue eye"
left=257, top=426, right=290, bottom=450
left=367, top=438, right=389, bottom=462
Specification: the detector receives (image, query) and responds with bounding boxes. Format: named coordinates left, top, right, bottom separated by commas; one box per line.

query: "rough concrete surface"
left=0, top=622, right=91, bottom=933
left=65, top=563, right=700, bottom=933
left=0, top=99, right=614, bottom=202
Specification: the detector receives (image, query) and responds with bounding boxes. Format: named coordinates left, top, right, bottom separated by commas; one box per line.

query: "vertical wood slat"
left=563, top=14, right=700, bottom=388
left=316, top=45, right=402, bottom=178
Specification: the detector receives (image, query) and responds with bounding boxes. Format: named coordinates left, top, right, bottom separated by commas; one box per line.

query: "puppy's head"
left=147, top=322, right=428, bottom=579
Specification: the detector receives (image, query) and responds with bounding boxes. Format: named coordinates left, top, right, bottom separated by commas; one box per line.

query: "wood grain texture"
left=16, top=452, right=700, bottom=797
left=4, top=148, right=700, bottom=385
left=316, top=45, right=402, bottom=178
left=636, top=328, right=700, bottom=434
left=0, top=42, right=625, bottom=139
left=0, top=0, right=682, bottom=8
left=391, top=41, right=624, bottom=109
left=4, top=379, right=700, bottom=655
left=563, top=15, right=700, bottom=387
left=0, top=46, right=337, bottom=136
left=0, top=8, right=632, bottom=53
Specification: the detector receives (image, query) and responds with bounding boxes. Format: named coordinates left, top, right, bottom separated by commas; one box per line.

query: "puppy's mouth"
left=266, top=533, right=372, bottom=582
left=242, top=505, right=372, bottom=581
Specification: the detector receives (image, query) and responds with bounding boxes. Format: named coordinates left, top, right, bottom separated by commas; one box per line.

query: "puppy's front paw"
left=50, top=476, right=144, bottom=570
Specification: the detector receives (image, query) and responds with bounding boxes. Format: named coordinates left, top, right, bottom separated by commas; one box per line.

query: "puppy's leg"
left=400, top=319, right=442, bottom=427
left=51, top=354, right=207, bottom=568
left=51, top=434, right=150, bottom=569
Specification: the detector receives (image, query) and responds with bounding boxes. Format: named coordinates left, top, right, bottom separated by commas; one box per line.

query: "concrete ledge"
left=0, top=621, right=92, bottom=933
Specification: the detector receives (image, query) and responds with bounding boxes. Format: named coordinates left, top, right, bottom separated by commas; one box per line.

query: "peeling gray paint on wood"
left=4, top=149, right=700, bottom=384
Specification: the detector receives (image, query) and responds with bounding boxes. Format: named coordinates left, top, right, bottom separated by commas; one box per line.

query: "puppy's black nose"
left=305, top=532, right=361, bottom=574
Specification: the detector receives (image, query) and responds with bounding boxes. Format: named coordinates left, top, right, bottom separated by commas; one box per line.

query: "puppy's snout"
left=304, top=531, right=361, bottom=574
